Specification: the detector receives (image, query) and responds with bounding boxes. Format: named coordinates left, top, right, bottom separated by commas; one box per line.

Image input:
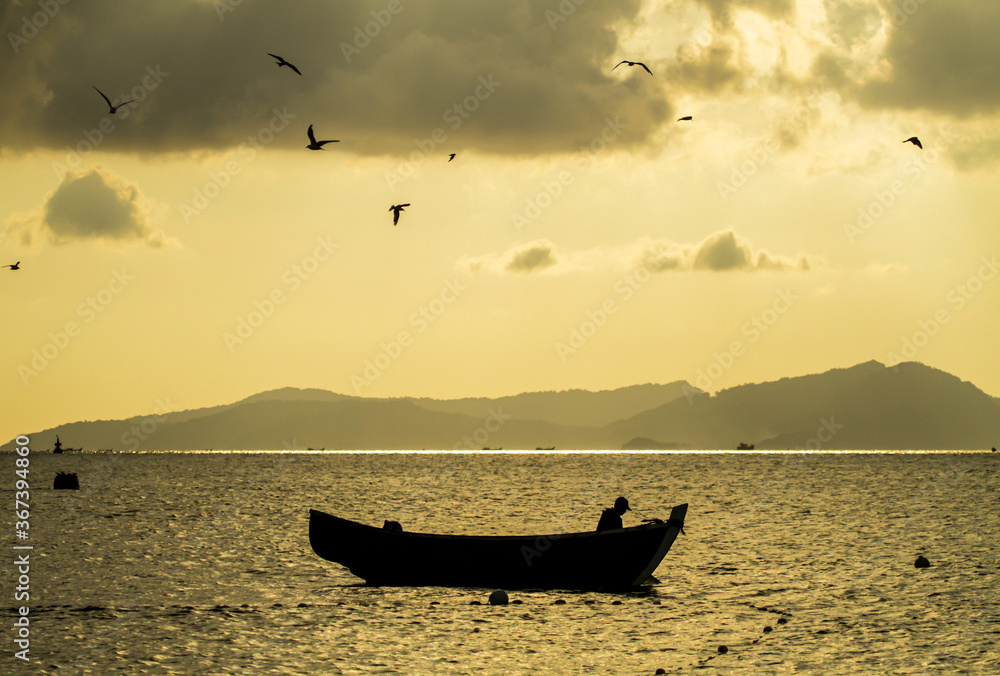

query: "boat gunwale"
left=309, top=508, right=681, bottom=541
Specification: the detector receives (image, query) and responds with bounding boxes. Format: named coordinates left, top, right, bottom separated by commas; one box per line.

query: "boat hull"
left=309, top=504, right=687, bottom=589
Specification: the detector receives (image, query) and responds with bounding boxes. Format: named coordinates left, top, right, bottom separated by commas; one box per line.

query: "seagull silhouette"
left=677, top=116, right=693, bottom=121
left=903, top=136, right=922, bottom=149
left=3, top=261, right=20, bottom=270
left=613, top=60, right=652, bottom=76
left=306, top=125, right=338, bottom=150
left=389, top=204, right=410, bottom=226
left=448, top=153, right=456, bottom=162
left=267, top=53, right=302, bottom=76
left=94, top=86, right=133, bottom=114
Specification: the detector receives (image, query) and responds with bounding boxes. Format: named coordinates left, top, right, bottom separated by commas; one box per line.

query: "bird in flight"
left=613, top=60, right=652, bottom=76
left=677, top=116, right=693, bottom=121
left=3, top=261, right=20, bottom=270
left=306, top=125, right=338, bottom=150
left=389, top=204, right=410, bottom=226
left=903, top=136, right=922, bottom=149
left=448, top=153, right=456, bottom=162
left=93, top=86, right=133, bottom=114
left=267, top=53, right=302, bottom=76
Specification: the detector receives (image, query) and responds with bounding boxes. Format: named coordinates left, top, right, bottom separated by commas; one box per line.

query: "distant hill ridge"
left=4, top=362, right=998, bottom=451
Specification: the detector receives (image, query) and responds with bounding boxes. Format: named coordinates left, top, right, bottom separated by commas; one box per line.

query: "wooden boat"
left=309, top=504, right=687, bottom=589
left=736, top=442, right=754, bottom=450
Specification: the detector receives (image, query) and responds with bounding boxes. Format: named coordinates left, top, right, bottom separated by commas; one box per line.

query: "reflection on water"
left=2, top=451, right=997, bottom=674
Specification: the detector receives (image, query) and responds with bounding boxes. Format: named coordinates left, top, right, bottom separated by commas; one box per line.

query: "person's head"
left=613, top=496, right=631, bottom=515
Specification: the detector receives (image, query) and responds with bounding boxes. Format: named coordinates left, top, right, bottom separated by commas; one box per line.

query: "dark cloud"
left=505, top=240, right=558, bottom=273
left=858, top=2, right=1000, bottom=117
left=5, top=167, right=173, bottom=248
left=0, top=0, right=671, bottom=156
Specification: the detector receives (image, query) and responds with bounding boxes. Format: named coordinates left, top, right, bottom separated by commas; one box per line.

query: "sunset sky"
left=2, top=0, right=999, bottom=443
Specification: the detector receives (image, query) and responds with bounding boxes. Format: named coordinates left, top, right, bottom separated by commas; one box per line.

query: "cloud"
left=504, top=241, right=558, bottom=273
left=855, top=2, right=1000, bottom=117
left=457, top=239, right=562, bottom=275
left=4, top=167, right=175, bottom=248
left=642, top=230, right=816, bottom=272
left=0, top=0, right=672, bottom=156
left=459, top=231, right=821, bottom=275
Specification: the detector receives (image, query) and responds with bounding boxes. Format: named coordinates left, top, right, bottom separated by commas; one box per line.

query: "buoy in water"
left=718, top=645, right=728, bottom=654
left=488, top=590, right=509, bottom=605
left=915, top=555, right=930, bottom=568
left=656, top=669, right=667, bottom=674
left=763, top=626, right=773, bottom=633
left=53, top=472, right=79, bottom=490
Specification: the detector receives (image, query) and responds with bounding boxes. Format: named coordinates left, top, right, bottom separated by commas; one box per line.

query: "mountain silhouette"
left=3, top=362, right=997, bottom=451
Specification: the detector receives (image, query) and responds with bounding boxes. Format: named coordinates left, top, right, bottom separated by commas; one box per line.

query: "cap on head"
left=614, top=496, right=631, bottom=512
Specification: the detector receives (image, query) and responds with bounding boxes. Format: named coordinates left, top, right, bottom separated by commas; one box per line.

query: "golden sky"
left=2, top=0, right=999, bottom=442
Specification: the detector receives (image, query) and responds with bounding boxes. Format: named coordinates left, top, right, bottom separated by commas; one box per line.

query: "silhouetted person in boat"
left=596, top=496, right=631, bottom=531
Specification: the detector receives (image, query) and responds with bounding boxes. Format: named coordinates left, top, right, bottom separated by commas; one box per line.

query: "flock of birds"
left=1, top=53, right=925, bottom=271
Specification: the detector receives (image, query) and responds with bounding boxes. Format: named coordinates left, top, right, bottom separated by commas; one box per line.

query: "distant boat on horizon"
left=51, top=436, right=81, bottom=454
left=737, top=442, right=755, bottom=450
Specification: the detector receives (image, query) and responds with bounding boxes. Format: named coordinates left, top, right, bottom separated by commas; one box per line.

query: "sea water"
left=1, top=451, right=998, bottom=675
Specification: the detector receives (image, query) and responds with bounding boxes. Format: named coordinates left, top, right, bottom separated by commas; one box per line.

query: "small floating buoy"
left=777, top=617, right=788, bottom=625
left=718, top=645, right=728, bottom=654
left=53, top=472, right=79, bottom=490
left=915, top=555, right=930, bottom=568
left=488, top=590, right=509, bottom=605
left=611, top=600, right=623, bottom=605
left=584, top=599, right=596, bottom=605
left=763, top=626, right=773, bottom=633
left=469, top=600, right=482, bottom=605
left=553, top=599, right=566, bottom=605
left=511, top=599, right=523, bottom=605
left=655, top=669, right=667, bottom=674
